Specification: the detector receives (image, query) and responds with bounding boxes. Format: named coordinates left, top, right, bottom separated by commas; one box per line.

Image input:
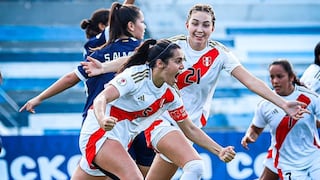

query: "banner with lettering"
left=0, top=132, right=288, bottom=180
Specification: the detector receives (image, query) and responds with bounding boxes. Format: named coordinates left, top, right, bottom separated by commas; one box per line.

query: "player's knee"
left=182, top=159, right=204, bottom=177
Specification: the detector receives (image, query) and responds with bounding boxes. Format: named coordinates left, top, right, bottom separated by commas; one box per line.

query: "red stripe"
left=110, top=88, right=175, bottom=121
left=278, top=169, right=284, bottom=180
left=85, top=128, right=106, bottom=168
left=274, top=94, right=311, bottom=168
left=266, top=149, right=272, bottom=159
left=176, top=48, right=219, bottom=89
left=200, top=114, right=207, bottom=127
left=144, top=119, right=163, bottom=149
left=314, top=136, right=320, bottom=148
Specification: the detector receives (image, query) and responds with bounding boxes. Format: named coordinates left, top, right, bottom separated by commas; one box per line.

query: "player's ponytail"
left=108, top=2, right=141, bottom=46
left=118, top=39, right=180, bottom=73
left=119, top=39, right=156, bottom=73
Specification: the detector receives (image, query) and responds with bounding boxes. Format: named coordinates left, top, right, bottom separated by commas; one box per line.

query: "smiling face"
left=269, top=64, right=295, bottom=96
left=186, top=6, right=215, bottom=51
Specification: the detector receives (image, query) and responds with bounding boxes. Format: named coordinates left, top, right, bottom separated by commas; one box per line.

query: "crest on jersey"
left=116, top=77, right=127, bottom=86
left=202, top=56, right=212, bottom=67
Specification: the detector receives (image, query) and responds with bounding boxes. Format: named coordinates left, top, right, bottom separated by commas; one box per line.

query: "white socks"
left=180, top=160, right=204, bottom=180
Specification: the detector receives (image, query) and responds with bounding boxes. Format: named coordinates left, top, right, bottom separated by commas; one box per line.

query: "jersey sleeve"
left=252, top=101, right=268, bottom=128
left=223, top=50, right=241, bottom=74
left=301, top=64, right=320, bottom=94
left=108, top=69, right=135, bottom=97
left=214, top=42, right=241, bottom=74
left=313, top=95, right=320, bottom=120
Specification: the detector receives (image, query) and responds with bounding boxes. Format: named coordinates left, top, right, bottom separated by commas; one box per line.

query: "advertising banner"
left=0, top=132, right=276, bottom=180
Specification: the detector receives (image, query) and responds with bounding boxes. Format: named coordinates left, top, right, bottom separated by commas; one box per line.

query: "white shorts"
left=263, top=149, right=278, bottom=174
left=79, top=156, right=105, bottom=176
left=79, top=109, right=136, bottom=174
left=149, top=119, right=181, bottom=163
left=280, top=154, right=320, bottom=180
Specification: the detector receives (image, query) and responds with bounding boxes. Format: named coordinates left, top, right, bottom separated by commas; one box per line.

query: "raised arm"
left=177, top=118, right=235, bottom=163
left=241, top=124, right=264, bottom=150
left=81, top=56, right=129, bottom=77
left=19, top=72, right=80, bottom=113
left=232, top=65, right=309, bottom=119
left=93, top=84, right=120, bottom=131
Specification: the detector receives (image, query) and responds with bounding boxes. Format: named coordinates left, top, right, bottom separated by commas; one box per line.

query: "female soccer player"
left=241, top=59, right=320, bottom=180
left=300, top=41, right=320, bottom=94
left=81, top=4, right=309, bottom=179
left=72, top=39, right=236, bottom=180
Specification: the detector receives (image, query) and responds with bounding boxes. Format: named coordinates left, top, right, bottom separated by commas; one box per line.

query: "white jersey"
left=165, top=35, right=241, bottom=128
left=80, top=64, right=188, bottom=168
left=300, top=64, right=320, bottom=94
left=252, top=86, right=320, bottom=171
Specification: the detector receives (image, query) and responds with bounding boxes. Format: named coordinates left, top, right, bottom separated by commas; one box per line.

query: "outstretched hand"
left=81, top=56, right=104, bottom=77
left=284, top=100, right=310, bottom=120
left=240, top=134, right=256, bottom=150
left=219, top=146, right=236, bottom=163
left=19, top=97, right=41, bottom=114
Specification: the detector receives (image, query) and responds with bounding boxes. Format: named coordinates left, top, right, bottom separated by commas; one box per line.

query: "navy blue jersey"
left=83, top=29, right=107, bottom=58
left=76, top=37, right=141, bottom=121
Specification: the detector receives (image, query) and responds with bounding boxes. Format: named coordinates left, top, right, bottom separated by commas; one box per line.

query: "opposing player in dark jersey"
left=80, top=8, right=110, bottom=58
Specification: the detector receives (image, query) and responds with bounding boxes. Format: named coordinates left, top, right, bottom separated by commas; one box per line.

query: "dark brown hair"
left=80, top=8, right=110, bottom=39
left=269, top=59, right=304, bottom=86
left=119, top=39, right=180, bottom=73
left=107, top=2, right=141, bottom=45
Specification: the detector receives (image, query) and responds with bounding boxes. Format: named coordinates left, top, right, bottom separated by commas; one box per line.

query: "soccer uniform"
left=78, top=37, right=154, bottom=168
left=78, top=64, right=188, bottom=175
left=262, top=138, right=279, bottom=174
left=83, top=31, right=106, bottom=58
left=252, top=86, right=320, bottom=180
left=300, top=64, right=320, bottom=94
left=75, top=37, right=141, bottom=120
left=148, top=35, right=241, bottom=151
left=83, top=27, right=110, bottom=58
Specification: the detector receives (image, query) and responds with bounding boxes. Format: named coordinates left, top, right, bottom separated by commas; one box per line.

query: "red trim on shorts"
left=266, top=149, right=272, bottom=159
left=85, top=128, right=106, bottom=168
left=200, top=114, right=207, bottom=127
left=144, top=119, right=162, bottom=149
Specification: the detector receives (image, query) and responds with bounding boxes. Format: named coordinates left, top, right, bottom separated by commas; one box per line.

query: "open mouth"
left=174, top=72, right=181, bottom=83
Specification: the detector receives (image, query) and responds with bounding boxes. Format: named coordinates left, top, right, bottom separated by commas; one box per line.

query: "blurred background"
left=0, top=0, right=319, bottom=179
left=1, top=0, right=320, bottom=135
